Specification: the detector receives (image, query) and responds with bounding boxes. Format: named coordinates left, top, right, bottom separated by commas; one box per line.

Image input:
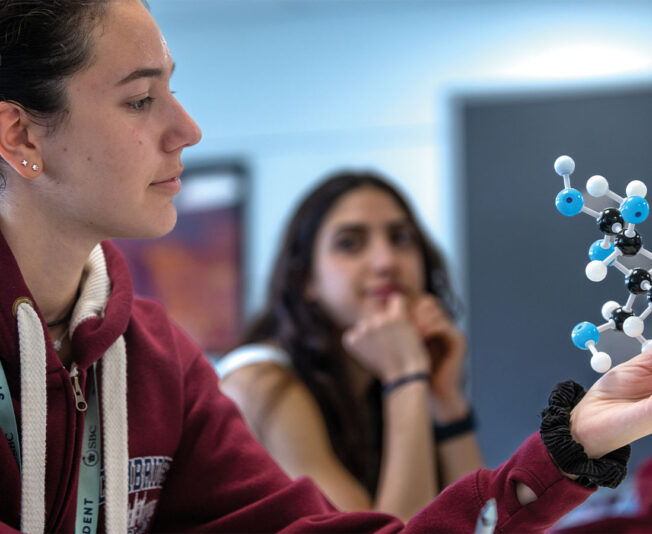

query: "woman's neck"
left=0, top=209, right=91, bottom=327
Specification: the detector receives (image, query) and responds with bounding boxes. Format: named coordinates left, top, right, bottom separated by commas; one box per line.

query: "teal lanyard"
left=0, top=361, right=20, bottom=470
left=0, top=360, right=101, bottom=534
left=75, top=363, right=101, bottom=534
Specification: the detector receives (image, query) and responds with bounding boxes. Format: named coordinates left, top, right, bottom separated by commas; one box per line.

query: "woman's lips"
left=150, top=176, right=181, bottom=193
left=366, top=286, right=404, bottom=299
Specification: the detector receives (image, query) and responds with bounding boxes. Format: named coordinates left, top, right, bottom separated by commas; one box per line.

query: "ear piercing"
left=20, top=160, right=40, bottom=172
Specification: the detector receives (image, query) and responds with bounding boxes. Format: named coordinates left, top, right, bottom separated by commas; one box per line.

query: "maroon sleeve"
left=149, top=344, right=404, bottom=533
left=150, top=330, right=593, bottom=532
left=407, top=433, right=595, bottom=533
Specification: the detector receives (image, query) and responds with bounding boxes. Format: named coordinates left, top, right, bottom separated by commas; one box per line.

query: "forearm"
left=375, top=379, right=437, bottom=521
left=430, top=392, right=484, bottom=487
left=437, top=432, right=484, bottom=487
left=432, top=400, right=535, bottom=504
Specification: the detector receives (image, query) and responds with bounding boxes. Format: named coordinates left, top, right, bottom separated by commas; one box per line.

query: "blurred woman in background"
left=218, top=170, right=483, bottom=520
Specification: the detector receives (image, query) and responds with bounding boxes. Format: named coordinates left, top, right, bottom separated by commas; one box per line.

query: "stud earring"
left=31, top=163, right=39, bottom=172
left=21, top=160, right=27, bottom=167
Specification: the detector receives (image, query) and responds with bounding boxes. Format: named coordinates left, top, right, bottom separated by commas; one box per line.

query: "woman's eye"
left=128, top=96, right=155, bottom=111
left=334, top=234, right=363, bottom=252
left=391, top=229, right=415, bottom=247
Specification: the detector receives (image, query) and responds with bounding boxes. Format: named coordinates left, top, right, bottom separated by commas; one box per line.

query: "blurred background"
left=127, top=0, right=652, bottom=501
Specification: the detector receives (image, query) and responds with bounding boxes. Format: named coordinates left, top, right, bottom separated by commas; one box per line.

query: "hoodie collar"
left=0, top=231, right=133, bottom=374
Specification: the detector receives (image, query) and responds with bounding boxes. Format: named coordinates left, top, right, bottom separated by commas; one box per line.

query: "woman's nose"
left=368, top=239, right=398, bottom=273
left=163, top=98, right=202, bottom=153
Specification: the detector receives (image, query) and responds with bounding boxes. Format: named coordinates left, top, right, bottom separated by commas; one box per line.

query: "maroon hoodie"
left=0, top=234, right=594, bottom=532
left=553, top=457, right=652, bottom=533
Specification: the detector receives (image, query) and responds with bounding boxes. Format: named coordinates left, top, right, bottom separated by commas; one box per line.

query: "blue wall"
left=150, top=0, right=652, bottom=311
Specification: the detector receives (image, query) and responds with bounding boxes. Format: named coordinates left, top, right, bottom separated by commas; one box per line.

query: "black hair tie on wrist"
left=540, top=380, right=631, bottom=488
left=433, top=410, right=476, bottom=443
left=381, top=372, right=430, bottom=397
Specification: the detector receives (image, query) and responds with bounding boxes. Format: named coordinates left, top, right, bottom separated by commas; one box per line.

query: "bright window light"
left=500, top=43, right=652, bottom=80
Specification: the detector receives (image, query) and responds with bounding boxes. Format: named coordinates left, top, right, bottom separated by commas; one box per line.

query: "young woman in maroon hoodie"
left=0, top=1, right=651, bottom=533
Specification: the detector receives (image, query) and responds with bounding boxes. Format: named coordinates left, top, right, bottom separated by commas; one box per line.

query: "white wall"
left=149, top=0, right=652, bottom=313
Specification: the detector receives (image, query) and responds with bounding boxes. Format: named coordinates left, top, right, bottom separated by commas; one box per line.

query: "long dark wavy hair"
left=239, top=169, right=459, bottom=492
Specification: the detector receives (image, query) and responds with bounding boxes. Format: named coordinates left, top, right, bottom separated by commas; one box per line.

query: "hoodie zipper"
left=50, top=363, right=89, bottom=531
left=69, top=363, right=88, bottom=412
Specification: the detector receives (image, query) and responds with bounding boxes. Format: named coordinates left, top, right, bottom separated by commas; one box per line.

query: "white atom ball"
left=586, top=175, right=609, bottom=197
left=626, top=180, right=647, bottom=198
left=586, top=260, right=607, bottom=282
left=591, top=352, right=612, bottom=373
left=624, top=316, right=644, bottom=337
left=554, top=155, right=575, bottom=176
left=642, top=340, right=652, bottom=353
left=601, top=300, right=620, bottom=320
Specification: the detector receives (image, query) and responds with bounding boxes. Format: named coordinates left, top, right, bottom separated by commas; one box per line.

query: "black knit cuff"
left=540, top=380, right=631, bottom=488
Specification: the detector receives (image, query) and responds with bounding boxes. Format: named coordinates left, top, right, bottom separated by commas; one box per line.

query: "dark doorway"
left=458, top=84, right=652, bottom=473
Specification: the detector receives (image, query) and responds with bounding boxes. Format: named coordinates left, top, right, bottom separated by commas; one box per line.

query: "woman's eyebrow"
left=386, top=219, right=412, bottom=229
left=115, top=62, right=176, bottom=86
left=333, top=224, right=365, bottom=234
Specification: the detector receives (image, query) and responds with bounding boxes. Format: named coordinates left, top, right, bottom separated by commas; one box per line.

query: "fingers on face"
left=413, top=293, right=441, bottom=311
left=386, top=291, right=408, bottom=317
left=349, top=293, right=410, bottom=341
left=412, top=299, right=450, bottom=338
left=412, top=294, right=445, bottom=319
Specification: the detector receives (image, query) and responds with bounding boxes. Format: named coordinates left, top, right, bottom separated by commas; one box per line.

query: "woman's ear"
left=0, top=102, right=42, bottom=178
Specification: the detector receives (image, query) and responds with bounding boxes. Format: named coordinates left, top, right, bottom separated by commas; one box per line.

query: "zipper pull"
left=70, top=363, right=88, bottom=413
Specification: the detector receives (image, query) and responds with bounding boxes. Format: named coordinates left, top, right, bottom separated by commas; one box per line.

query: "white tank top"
left=215, top=343, right=292, bottom=379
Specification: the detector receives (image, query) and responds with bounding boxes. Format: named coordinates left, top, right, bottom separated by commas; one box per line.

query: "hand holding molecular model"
left=554, top=155, right=652, bottom=373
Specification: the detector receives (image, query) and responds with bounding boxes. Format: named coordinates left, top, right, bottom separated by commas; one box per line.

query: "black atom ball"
left=598, top=208, right=624, bottom=235
left=626, top=268, right=652, bottom=294
left=611, top=307, right=634, bottom=330
left=616, top=230, right=642, bottom=256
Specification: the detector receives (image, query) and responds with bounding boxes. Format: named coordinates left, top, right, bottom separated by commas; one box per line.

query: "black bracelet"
left=433, top=410, right=476, bottom=443
left=381, top=372, right=430, bottom=397
left=540, top=380, right=631, bottom=488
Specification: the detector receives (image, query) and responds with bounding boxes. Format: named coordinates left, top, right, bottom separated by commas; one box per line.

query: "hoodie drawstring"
left=102, top=335, right=128, bottom=533
left=14, top=243, right=129, bottom=533
left=16, top=302, right=47, bottom=534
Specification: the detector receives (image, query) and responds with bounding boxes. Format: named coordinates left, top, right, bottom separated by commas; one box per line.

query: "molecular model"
left=554, top=155, right=652, bottom=373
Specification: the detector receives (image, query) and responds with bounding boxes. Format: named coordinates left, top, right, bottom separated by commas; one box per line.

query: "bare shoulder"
left=219, top=360, right=295, bottom=413
left=220, top=351, right=372, bottom=508
left=220, top=359, right=334, bottom=460
left=219, top=360, right=317, bottom=436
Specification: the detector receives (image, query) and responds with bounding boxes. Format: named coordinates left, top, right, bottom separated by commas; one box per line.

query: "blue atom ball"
left=588, top=240, right=615, bottom=264
left=571, top=321, right=599, bottom=350
left=621, top=195, right=649, bottom=224
left=555, top=188, right=584, bottom=216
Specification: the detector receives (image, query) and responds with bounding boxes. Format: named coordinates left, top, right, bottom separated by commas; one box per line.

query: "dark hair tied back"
left=0, top=0, right=114, bottom=120
left=0, top=0, right=116, bottom=187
